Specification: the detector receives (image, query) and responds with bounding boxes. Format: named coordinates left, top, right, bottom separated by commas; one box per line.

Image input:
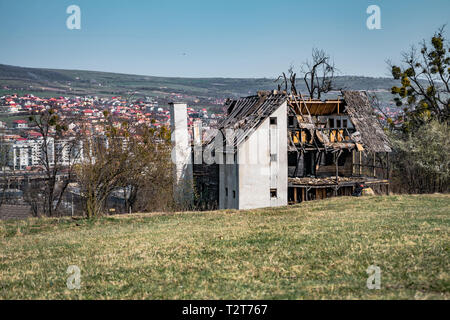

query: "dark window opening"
left=338, top=150, right=349, bottom=166
left=288, top=152, right=298, bottom=166
left=288, top=116, right=294, bottom=126
left=328, top=118, right=335, bottom=128
left=270, top=153, right=277, bottom=162
left=225, top=187, right=228, bottom=197
left=305, top=129, right=312, bottom=142
left=270, top=117, right=277, bottom=125
left=325, top=152, right=334, bottom=166
left=343, top=119, right=348, bottom=128
left=304, top=152, right=314, bottom=176
left=270, top=188, right=277, bottom=198
left=233, top=190, right=236, bottom=199
left=336, top=119, right=341, bottom=128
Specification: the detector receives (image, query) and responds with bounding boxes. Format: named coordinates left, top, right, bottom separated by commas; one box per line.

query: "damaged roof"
left=218, top=91, right=287, bottom=147
left=342, top=91, right=392, bottom=153
left=210, top=90, right=391, bottom=153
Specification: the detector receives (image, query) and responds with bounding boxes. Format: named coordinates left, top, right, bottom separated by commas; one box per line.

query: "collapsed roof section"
left=342, top=91, right=392, bottom=153
left=208, top=90, right=391, bottom=154
left=218, top=91, right=287, bottom=148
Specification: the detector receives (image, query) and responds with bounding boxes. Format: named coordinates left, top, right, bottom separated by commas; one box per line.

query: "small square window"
left=270, top=117, right=277, bottom=125
left=270, top=188, right=277, bottom=198
left=328, top=118, right=335, bottom=128
left=270, top=153, right=277, bottom=161
left=288, top=152, right=298, bottom=166
left=288, top=116, right=294, bottom=126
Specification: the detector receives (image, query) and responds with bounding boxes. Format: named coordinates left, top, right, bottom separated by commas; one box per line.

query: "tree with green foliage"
left=387, top=26, right=450, bottom=194
left=389, top=26, right=449, bottom=131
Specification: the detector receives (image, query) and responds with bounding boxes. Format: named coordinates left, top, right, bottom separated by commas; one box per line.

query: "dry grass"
left=0, top=194, right=449, bottom=299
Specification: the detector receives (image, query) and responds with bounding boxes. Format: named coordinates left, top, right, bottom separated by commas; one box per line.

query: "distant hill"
left=0, top=64, right=398, bottom=106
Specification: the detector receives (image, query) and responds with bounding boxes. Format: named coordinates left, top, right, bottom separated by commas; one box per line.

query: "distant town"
left=0, top=93, right=225, bottom=172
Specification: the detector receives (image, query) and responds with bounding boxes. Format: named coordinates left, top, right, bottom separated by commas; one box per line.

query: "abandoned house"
left=170, top=90, right=392, bottom=210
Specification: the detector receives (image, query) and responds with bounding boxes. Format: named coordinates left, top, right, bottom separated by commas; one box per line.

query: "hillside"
left=1, top=194, right=449, bottom=300
left=0, top=64, right=397, bottom=105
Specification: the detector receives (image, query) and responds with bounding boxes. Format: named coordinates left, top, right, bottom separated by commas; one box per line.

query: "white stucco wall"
left=169, top=102, right=193, bottom=206
left=237, top=102, right=288, bottom=209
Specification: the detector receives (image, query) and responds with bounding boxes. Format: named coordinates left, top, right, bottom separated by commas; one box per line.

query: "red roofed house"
left=13, top=120, right=28, bottom=129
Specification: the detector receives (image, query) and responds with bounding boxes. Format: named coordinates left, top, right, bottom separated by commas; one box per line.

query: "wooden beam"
left=359, top=151, right=362, bottom=176
left=373, top=152, right=376, bottom=177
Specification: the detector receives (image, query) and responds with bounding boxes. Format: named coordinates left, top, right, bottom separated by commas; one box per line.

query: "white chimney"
left=193, top=119, right=202, bottom=164
left=169, top=102, right=193, bottom=207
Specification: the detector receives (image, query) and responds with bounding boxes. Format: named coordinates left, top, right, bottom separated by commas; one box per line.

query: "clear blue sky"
left=0, top=0, right=448, bottom=78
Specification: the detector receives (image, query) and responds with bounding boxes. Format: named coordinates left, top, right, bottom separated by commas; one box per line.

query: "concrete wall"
left=219, top=160, right=239, bottom=209
left=237, top=101, right=288, bottom=209
left=169, top=102, right=193, bottom=207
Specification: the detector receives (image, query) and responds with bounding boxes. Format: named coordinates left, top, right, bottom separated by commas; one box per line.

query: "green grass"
left=1, top=194, right=449, bottom=299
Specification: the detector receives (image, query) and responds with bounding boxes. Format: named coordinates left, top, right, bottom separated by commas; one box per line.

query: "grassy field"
left=0, top=194, right=449, bottom=300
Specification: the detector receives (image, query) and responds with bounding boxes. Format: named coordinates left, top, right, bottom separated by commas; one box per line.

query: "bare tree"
left=76, top=113, right=173, bottom=218
left=275, top=65, right=298, bottom=95
left=275, top=72, right=288, bottom=92
left=23, top=180, right=42, bottom=217
left=124, top=124, right=173, bottom=213
left=301, top=48, right=338, bottom=99
left=28, top=109, right=81, bottom=216
left=368, top=93, right=391, bottom=125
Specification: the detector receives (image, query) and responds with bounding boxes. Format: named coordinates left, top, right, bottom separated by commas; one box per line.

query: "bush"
left=390, top=121, right=449, bottom=193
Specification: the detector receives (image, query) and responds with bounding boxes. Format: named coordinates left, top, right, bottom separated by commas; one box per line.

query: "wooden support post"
left=359, top=151, right=362, bottom=176
left=335, top=153, right=338, bottom=183
left=335, top=150, right=342, bottom=184
left=301, top=188, right=305, bottom=202
left=293, top=187, right=298, bottom=203
left=373, top=152, right=376, bottom=177
left=352, top=150, right=355, bottom=175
